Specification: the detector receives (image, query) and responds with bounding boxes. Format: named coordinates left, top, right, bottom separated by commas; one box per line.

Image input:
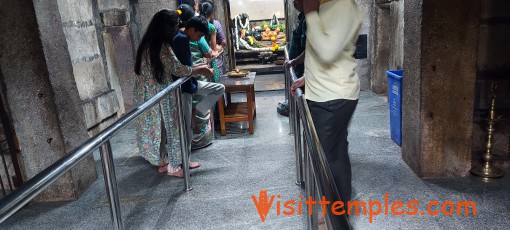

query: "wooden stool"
left=217, top=72, right=256, bottom=135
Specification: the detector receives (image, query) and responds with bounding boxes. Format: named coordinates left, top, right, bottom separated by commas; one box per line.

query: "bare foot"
left=189, top=162, right=202, bottom=169
left=167, top=168, right=184, bottom=178
left=318, top=213, right=326, bottom=230
left=158, top=163, right=169, bottom=173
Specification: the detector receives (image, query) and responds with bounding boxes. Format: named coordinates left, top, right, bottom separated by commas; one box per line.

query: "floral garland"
left=235, top=21, right=239, bottom=50
left=235, top=15, right=250, bottom=31
left=234, top=14, right=250, bottom=50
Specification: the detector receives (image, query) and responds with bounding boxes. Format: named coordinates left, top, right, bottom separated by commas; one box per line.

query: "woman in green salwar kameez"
left=200, top=1, right=222, bottom=83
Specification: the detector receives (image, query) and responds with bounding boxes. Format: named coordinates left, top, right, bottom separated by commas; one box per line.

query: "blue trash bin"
left=386, top=70, right=403, bottom=146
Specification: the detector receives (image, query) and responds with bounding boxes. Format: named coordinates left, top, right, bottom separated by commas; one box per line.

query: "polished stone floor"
left=1, top=74, right=509, bottom=229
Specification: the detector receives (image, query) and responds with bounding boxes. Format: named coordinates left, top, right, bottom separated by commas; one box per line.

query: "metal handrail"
left=0, top=76, right=194, bottom=229
left=285, top=47, right=350, bottom=230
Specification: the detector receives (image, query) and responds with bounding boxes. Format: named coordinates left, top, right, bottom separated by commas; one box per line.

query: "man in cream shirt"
left=291, top=0, right=363, bottom=206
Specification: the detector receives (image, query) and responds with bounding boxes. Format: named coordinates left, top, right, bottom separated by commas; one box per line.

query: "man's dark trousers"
left=308, top=98, right=358, bottom=205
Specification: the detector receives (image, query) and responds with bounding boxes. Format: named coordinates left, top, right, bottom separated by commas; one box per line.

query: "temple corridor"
left=3, top=88, right=508, bottom=229
left=1, top=0, right=510, bottom=229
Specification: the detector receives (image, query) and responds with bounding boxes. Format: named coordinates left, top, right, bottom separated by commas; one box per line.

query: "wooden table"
left=217, top=72, right=256, bottom=135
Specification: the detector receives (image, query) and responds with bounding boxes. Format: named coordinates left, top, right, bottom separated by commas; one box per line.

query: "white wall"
left=230, top=0, right=285, bottom=20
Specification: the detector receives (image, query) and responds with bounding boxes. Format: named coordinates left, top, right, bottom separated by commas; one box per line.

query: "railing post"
left=0, top=78, right=193, bottom=224
left=304, top=134, right=313, bottom=230
left=99, top=140, right=124, bottom=230
left=311, top=180, right=318, bottom=230
left=303, top=134, right=319, bottom=230
left=293, top=96, right=303, bottom=185
left=286, top=70, right=294, bottom=135
left=175, top=87, right=192, bottom=191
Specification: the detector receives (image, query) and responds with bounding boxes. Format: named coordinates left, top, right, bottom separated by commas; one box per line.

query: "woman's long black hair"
left=199, top=1, right=214, bottom=23
left=134, top=9, right=179, bottom=84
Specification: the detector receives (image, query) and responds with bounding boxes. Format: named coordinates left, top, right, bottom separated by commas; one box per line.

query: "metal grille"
left=0, top=95, right=23, bottom=199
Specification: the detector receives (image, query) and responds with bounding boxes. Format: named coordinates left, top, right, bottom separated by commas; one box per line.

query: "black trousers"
left=308, top=99, right=358, bottom=205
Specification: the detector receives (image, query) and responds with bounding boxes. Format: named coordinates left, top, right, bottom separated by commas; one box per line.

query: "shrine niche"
left=233, top=13, right=286, bottom=65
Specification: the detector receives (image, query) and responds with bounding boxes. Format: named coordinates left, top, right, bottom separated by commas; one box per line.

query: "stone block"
left=98, top=0, right=129, bottom=11
left=87, top=113, right=117, bottom=136
left=105, top=26, right=136, bottom=111
left=101, top=10, right=128, bottom=26
left=72, top=59, right=110, bottom=100
left=57, top=0, right=94, bottom=22
left=62, top=26, right=101, bottom=62
left=103, top=31, right=125, bottom=116
left=82, top=90, right=120, bottom=129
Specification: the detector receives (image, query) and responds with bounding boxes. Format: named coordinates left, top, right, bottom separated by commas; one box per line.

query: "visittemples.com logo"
left=251, top=190, right=477, bottom=223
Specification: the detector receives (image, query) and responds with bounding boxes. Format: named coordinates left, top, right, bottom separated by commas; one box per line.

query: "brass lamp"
left=471, top=81, right=505, bottom=179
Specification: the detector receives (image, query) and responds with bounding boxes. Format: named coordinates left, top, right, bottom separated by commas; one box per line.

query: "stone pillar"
left=372, top=1, right=391, bottom=94
left=402, top=0, right=481, bottom=177
left=98, top=0, right=135, bottom=112
left=56, top=0, right=120, bottom=135
left=0, top=0, right=97, bottom=201
left=371, top=0, right=404, bottom=95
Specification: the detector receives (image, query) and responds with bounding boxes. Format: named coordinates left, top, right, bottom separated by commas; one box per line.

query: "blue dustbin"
left=386, top=70, right=403, bottom=146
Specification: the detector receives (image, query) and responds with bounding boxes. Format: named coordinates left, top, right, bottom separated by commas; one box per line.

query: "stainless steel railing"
left=285, top=47, right=351, bottom=230
left=0, top=77, right=194, bottom=229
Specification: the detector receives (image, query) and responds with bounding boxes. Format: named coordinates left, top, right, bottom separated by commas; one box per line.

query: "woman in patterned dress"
left=133, top=9, right=213, bottom=177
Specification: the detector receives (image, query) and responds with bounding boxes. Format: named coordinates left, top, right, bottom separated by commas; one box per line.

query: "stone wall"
left=473, top=0, right=510, bottom=167
left=355, top=0, right=374, bottom=91
left=130, top=0, right=179, bottom=48
left=0, top=0, right=97, bottom=201
left=230, top=0, right=285, bottom=20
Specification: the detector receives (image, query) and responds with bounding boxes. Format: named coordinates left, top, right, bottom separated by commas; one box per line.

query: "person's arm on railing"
left=191, top=65, right=214, bottom=76
left=164, top=44, right=213, bottom=77
left=284, top=51, right=305, bottom=70
left=290, top=75, right=305, bottom=97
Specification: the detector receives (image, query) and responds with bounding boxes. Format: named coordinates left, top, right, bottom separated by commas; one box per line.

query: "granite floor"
left=1, top=77, right=509, bottom=229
